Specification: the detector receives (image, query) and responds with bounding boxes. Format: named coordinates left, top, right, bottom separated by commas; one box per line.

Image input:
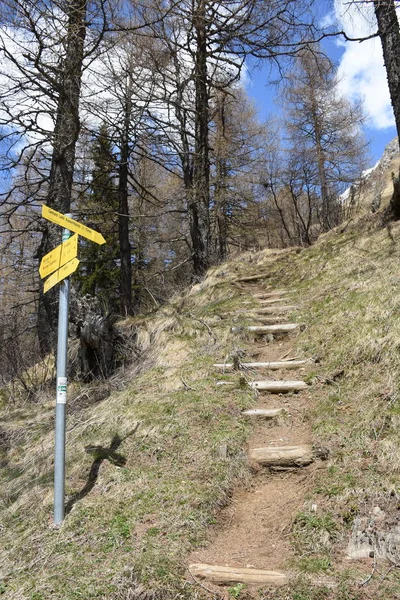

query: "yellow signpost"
left=41, top=205, right=106, bottom=525
left=39, top=233, right=78, bottom=279
left=42, top=205, right=106, bottom=245
left=43, top=258, right=80, bottom=294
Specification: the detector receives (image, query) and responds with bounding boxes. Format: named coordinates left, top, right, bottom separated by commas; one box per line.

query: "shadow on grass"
left=65, top=426, right=138, bottom=515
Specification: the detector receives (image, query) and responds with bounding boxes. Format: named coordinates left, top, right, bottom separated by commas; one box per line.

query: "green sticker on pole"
left=57, top=377, right=67, bottom=404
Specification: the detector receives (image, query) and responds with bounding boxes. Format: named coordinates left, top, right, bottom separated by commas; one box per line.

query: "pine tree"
left=76, top=124, right=119, bottom=312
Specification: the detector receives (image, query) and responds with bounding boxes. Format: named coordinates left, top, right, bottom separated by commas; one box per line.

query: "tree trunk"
left=310, top=90, right=332, bottom=231
left=37, top=0, right=87, bottom=355
left=215, top=157, right=229, bottom=262
left=118, top=95, right=133, bottom=317
left=374, top=1, right=400, bottom=147
left=118, top=82, right=133, bottom=316
left=190, top=0, right=211, bottom=277
left=214, top=93, right=229, bottom=261
left=374, top=1, right=400, bottom=217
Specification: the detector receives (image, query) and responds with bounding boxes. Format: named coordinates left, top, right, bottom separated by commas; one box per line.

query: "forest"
left=0, top=0, right=399, bottom=384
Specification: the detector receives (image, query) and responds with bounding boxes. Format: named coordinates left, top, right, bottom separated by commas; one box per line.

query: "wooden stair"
left=236, top=272, right=272, bottom=283
left=213, top=360, right=309, bottom=370
left=189, top=563, right=289, bottom=586
left=256, top=297, right=292, bottom=305
left=192, top=285, right=323, bottom=589
left=249, top=380, right=308, bottom=392
left=247, top=324, right=299, bottom=334
left=253, top=290, right=288, bottom=299
left=256, top=305, right=298, bottom=314
left=249, top=444, right=314, bottom=467
left=242, top=408, right=286, bottom=418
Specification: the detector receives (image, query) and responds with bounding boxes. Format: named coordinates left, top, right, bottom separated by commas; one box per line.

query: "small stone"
left=218, top=444, right=228, bottom=460
left=231, top=326, right=244, bottom=334
left=311, top=504, right=318, bottom=512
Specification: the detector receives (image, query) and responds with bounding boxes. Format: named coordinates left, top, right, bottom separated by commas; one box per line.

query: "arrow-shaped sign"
left=43, top=258, right=80, bottom=294
left=42, top=205, right=106, bottom=245
left=39, top=233, right=78, bottom=279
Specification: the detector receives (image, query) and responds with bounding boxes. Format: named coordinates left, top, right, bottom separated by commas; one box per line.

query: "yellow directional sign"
left=43, top=258, right=80, bottom=294
left=39, top=233, right=78, bottom=279
left=42, top=205, right=106, bottom=245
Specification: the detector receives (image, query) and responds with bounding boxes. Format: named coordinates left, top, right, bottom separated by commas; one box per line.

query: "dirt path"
left=188, top=282, right=317, bottom=587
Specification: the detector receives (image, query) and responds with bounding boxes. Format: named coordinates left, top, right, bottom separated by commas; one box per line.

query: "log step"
left=256, top=305, right=298, bottom=314
left=249, top=380, right=308, bottom=392
left=257, top=297, right=291, bottom=305
left=243, top=408, right=285, bottom=418
left=213, top=360, right=309, bottom=370
left=247, top=324, right=298, bottom=334
left=249, top=444, right=314, bottom=467
left=255, top=315, right=289, bottom=323
left=253, top=290, right=288, bottom=299
left=258, top=297, right=295, bottom=305
left=236, top=272, right=271, bottom=283
left=189, top=563, right=289, bottom=586
left=235, top=309, right=287, bottom=321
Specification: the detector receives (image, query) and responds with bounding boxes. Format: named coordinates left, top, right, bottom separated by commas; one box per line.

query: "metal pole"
left=54, top=221, right=71, bottom=525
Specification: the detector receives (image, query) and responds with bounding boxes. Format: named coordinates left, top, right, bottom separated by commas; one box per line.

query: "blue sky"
left=245, top=0, right=398, bottom=166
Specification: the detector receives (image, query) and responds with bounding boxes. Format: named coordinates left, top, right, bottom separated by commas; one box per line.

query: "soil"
left=188, top=284, right=317, bottom=582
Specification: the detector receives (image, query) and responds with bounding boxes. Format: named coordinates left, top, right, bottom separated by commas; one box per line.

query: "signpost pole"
left=54, top=221, right=72, bottom=526
left=40, top=205, right=106, bottom=524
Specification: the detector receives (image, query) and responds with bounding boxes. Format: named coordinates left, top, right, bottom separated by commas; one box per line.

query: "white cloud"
left=334, top=0, right=396, bottom=130
left=319, top=9, right=336, bottom=29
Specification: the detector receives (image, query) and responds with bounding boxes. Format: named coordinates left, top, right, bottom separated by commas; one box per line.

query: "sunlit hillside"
left=2, top=141, right=400, bottom=600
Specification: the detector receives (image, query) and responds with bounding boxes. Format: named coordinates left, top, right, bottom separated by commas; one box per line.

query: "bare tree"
left=282, top=46, right=368, bottom=231
left=0, top=0, right=114, bottom=353
left=140, top=0, right=318, bottom=276
left=210, top=86, right=273, bottom=260
left=372, top=1, right=400, bottom=147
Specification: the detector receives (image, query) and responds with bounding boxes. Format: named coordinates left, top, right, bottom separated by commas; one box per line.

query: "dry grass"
left=0, top=274, right=256, bottom=600
left=4, top=201, right=400, bottom=597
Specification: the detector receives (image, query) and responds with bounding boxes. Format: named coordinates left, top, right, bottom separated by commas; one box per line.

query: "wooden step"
left=249, top=380, right=308, bottom=392
left=213, top=360, right=309, bottom=370
left=249, top=444, right=314, bottom=467
left=247, top=324, right=298, bottom=334
left=242, top=408, right=285, bottom=418
left=256, top=305, right=298, bottom=314
left=253, top=290, right=288, bottom=299
left=236, top=272, right=271, bottom=283
left=256, top=316, right=289, bottom=324
left=235, top=309, right=288, bottom=321
left=257, top=297, right=291, bottom=305
left=189, top=563, right=289, bottom=586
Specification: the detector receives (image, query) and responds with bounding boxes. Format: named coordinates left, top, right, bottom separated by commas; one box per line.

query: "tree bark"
left=249, top=445, right=314, bottom=466
left=374, top=1, right=400, bottom=148
left=190, top=0, right=211, bottom=277
left=214, top=93, right=229, bottom=261
left=37, top=0, right=87, bottom=355
left=310, top=86, right=332, bottom=231
left=374, top=1, right=400, bottom=217
left=118, top=92, right=133, bottom=317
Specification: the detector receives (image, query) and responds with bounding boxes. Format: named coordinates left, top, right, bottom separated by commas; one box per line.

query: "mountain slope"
left=2, top=145, right=400, bottom=599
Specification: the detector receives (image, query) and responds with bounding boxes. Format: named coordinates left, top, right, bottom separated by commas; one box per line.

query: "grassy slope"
left=2, top=217, right=400, bottom=599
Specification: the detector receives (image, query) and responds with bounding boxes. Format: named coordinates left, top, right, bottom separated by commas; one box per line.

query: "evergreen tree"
left=76, top=124, right=119, bottom=312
